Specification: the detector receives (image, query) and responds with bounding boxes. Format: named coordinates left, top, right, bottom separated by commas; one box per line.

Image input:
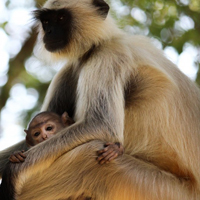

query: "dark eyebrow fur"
left=32, top=8, right=70, bottom=23
left=32, top=9, right=51, bottom=21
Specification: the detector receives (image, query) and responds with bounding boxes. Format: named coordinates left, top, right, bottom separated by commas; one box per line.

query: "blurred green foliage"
left=119, top=0, right=200, bottom=51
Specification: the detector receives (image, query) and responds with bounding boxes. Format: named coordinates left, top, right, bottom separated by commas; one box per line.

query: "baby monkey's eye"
left=46, top=127, right=53, bottom=131
left=34, top=132, right=40, bottom=137
left=59, top=16, right=64, bottom=20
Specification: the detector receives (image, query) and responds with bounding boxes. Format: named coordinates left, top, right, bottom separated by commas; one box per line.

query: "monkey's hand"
left=9, top=150, right=26, bottom=163
left=97, top=142, right=124, bottom=165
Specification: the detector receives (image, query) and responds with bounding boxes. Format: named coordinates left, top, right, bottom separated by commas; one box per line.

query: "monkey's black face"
left=34, top=9, right=72, bottom=52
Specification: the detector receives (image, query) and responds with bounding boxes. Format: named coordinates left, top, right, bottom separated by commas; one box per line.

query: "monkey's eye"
left=59, top=16, right=64, bottom=20
left=46, top=126, right=53, bottom=131
left=34, top=132, right=40, bottom=137
left=43, top=20, right=49, bottom=24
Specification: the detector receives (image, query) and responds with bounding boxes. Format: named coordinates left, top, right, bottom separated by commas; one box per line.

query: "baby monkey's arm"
left=97, top=142, right=124, bottom=165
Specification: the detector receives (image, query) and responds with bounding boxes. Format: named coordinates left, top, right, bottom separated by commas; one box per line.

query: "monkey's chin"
left=44, top=41, right=66, bottom=53
left=45, top=44, right=61, bottom=53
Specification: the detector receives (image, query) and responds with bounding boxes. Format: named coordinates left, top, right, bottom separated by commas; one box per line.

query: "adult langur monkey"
left=0, top=0, right=200, bottom=199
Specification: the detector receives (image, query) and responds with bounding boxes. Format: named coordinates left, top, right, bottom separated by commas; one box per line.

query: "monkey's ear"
left=24, top=130, right=33, bottom=147
left=61, top=112, right=74, bottom=126
left=93, top=0, right=110, bottom=18
left=61, top=112, right=69, bottom=121
left=25, top=135, right=33, bottom=147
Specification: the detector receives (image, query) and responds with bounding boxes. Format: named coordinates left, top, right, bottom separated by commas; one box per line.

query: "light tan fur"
left=0, top=0, right=200, bottom=199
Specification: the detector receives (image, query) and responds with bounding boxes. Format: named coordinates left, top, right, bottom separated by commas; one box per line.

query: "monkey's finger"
left=97, top=147, right=109, bottom=155
left=9, top=156, right=21, bottom=163
left=104, top=142, right=113, bottom=146
left=19, top=152, right=26, bottom=158
left=104, top=153, right=118, bottom=164
left=99, top=152, right=116, bottom=164
left=15, top=154, right=26, bottom=162
left=104, top=151, right=116, bottom=161
left=107, top=153, right=118, bottom=162
left=97, top=149, right=113, bottom=161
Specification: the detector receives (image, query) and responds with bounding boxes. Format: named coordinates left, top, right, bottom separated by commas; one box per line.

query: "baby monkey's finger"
left=97, top=148, right=114, bottom=161
left=104, top=142, right=113, bottom=146
left=107, top=153, right=118, bottom=162
left=15, top=154, right=26, bottom=162
left=9, top=156, right=21, bottom=163
left=19, top=152, right=26, bottom=158
left=99, top=152, right=116, bottom=165
left=97, top=147, right=109, bottom=155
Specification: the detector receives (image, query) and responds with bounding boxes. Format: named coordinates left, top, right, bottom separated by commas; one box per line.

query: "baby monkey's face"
left=24, top=112, right=74, bottom=147
left=27, top=115, right=65, bottom=146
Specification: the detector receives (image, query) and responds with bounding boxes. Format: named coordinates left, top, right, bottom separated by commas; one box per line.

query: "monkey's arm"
left=9, top=64, right=125, bottom=182
left=0, top=140, right=27, bottom=177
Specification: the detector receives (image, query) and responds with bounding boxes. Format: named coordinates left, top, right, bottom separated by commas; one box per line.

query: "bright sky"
left=0, top=0, right=199, bottom=150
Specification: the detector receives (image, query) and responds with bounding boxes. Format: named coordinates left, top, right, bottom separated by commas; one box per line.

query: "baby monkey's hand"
left=9, top=150, right=26, bottom=163
left=97, top=142, right=124, bottom=165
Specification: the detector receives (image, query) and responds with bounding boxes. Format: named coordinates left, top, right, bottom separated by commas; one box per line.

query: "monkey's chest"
left=47, top=68, right=79, bottom=118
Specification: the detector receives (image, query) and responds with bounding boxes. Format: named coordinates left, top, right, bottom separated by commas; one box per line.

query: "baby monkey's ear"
left=61, top=112, right=74, bottom=126
left=24, top=129, right=33, bottom=147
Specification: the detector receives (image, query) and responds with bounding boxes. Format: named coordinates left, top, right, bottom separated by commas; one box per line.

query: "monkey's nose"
left=47, top=29, right=51, bottom=34
left=42, top=134, right=48, bottom=139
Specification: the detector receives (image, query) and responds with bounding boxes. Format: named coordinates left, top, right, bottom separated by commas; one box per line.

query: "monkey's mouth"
left=43, top=38, right=68, bottom=52
left=44, top=41, right=66, bottom=52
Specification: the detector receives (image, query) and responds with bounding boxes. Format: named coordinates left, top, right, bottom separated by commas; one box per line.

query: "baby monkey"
left=9, top=111, right=124, bottom=164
